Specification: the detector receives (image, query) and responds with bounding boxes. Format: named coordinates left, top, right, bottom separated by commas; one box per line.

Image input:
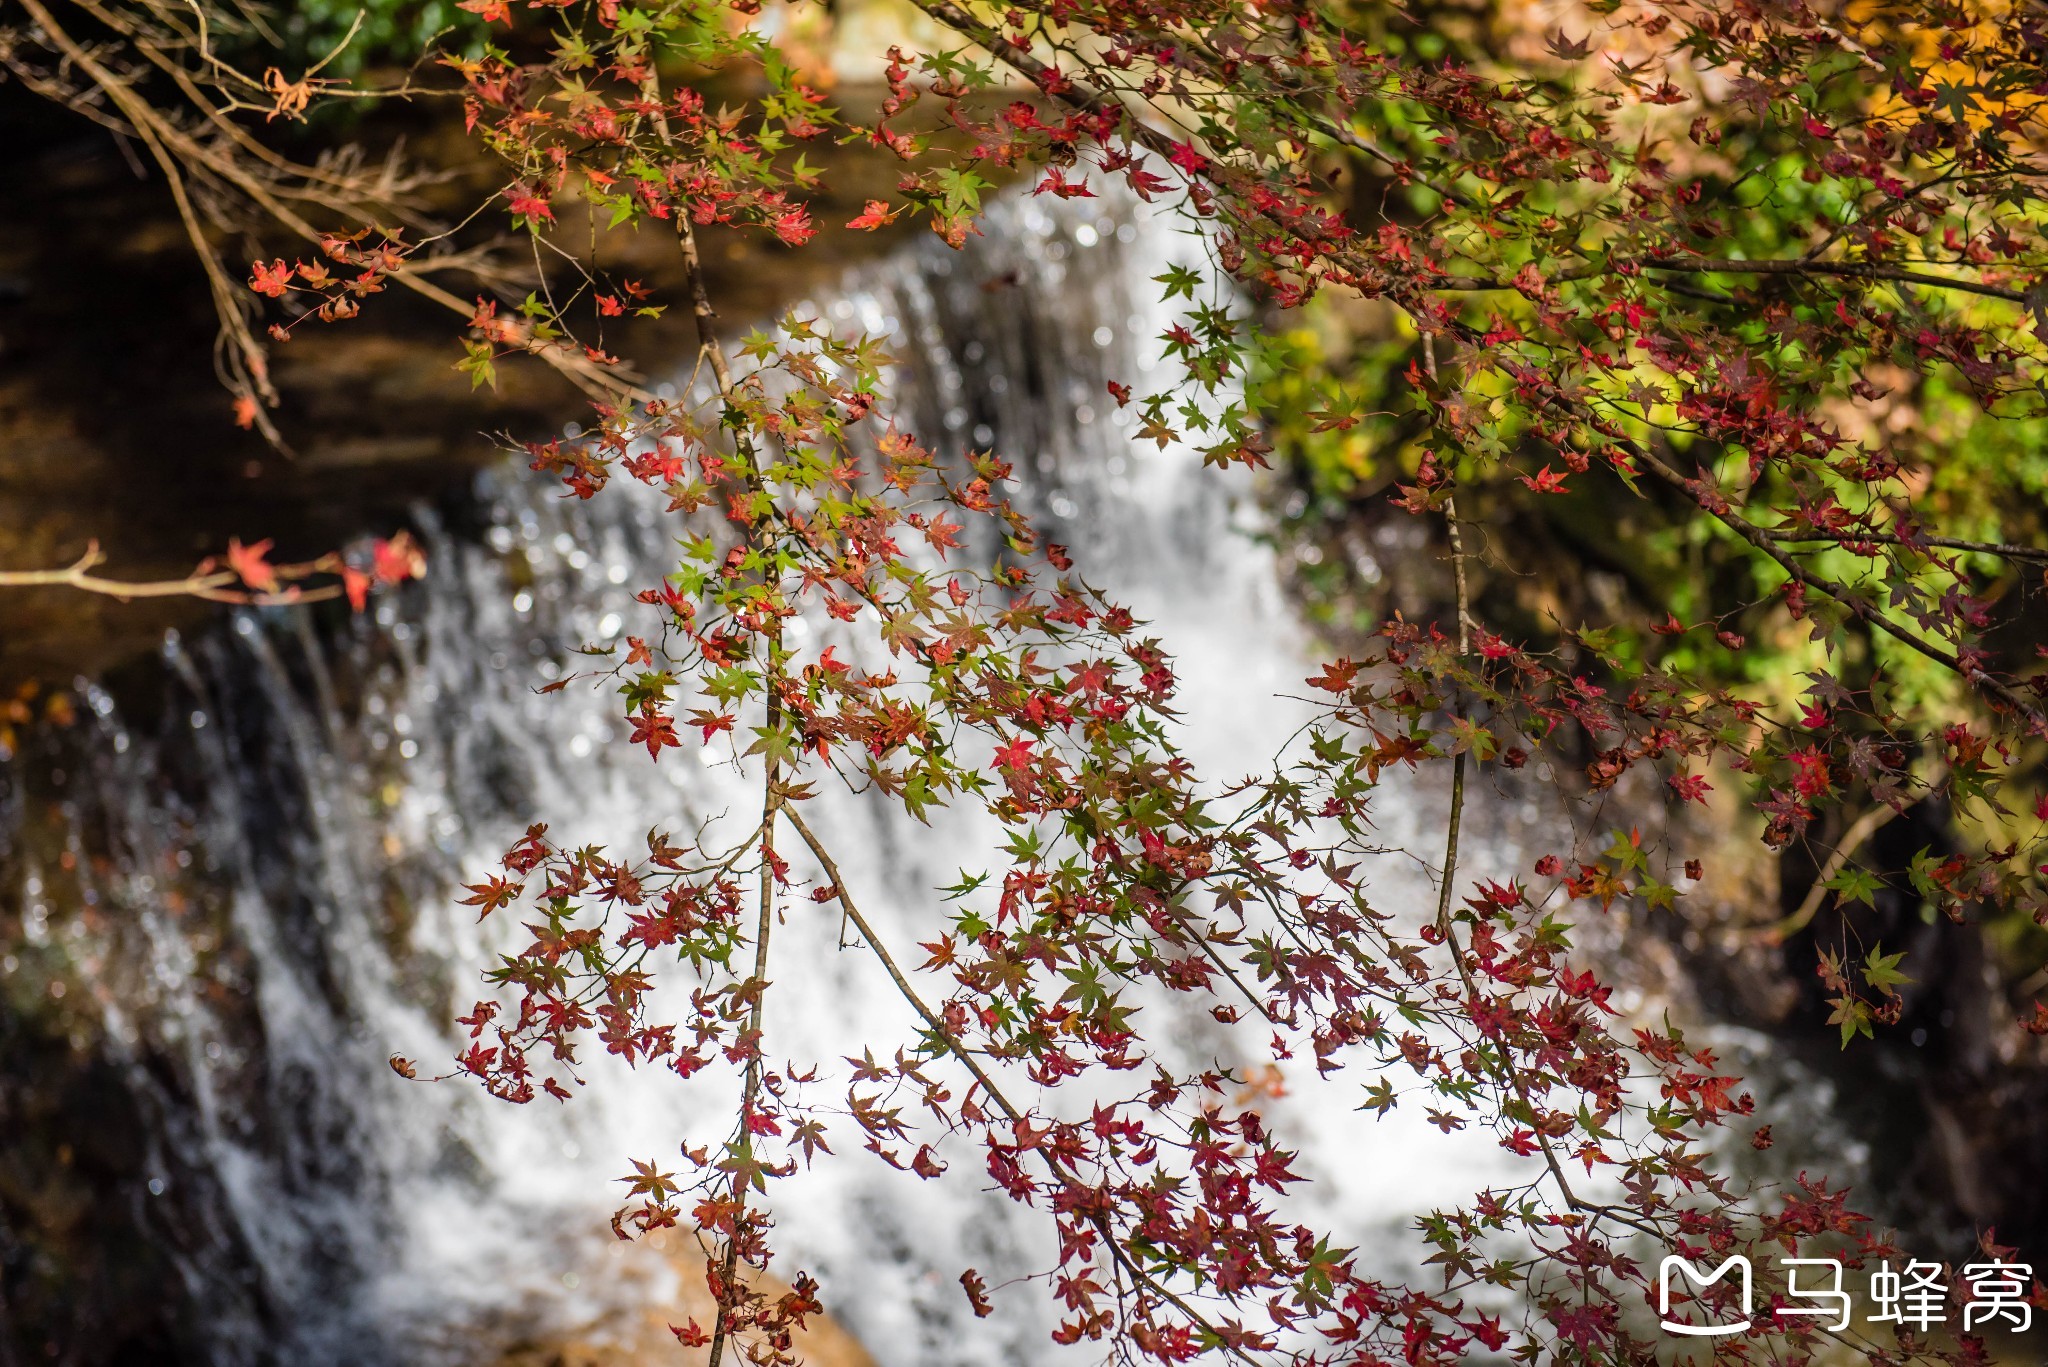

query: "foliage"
left=277, top=0, right=479, bottom=75
left=14, top=0, right=2048, bottom=1361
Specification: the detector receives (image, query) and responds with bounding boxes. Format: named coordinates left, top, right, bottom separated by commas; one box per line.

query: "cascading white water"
left=2, top=186, right=1570, bottom=1365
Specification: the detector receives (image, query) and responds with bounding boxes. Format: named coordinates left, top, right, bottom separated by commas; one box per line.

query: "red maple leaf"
left=1307, top=658, right=1359, bottom=693
left=248, top=259, right=294, bottom=298
left=372, top=536, right=421, bottom=584
left=227, top=538, right=279, bottom=592
left=846, top=199, right=897, bottom=230
left=772, top=207, right=815, bottom=246
left=630, top=707, right=681, bottom=760
left=1668, top=772, right=1713, bottom=804
left=992, top=736, right=1035, bottom=771
left=924, top=514, right=963, bottom=555
left=1124, top=166, right=1174, bottom=200
left=1034, top=167, right=1095, bottom=199
left=506, top=185, right=554, bottom=223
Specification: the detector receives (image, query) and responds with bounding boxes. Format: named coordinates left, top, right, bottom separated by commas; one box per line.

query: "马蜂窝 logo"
left=1658, top=1255, right=1752, bottom=1337
left=1656, top=1254, right=2035, bottom=1337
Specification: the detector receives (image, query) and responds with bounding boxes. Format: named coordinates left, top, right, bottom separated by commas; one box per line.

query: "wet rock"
left=487, top=1232, right=878, bottom=1367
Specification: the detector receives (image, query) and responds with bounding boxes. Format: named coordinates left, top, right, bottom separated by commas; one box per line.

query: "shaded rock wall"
left=0, top=76, right=928, bottom=688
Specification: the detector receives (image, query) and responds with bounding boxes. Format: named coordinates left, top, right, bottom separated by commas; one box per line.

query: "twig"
left=1763, top=801, right=1906, bottom=943
left=1613, top=435, right=2046, bottom=726
left=704, top=665, right=782, bottom=1367
left=17, top=0, right=288, bottom=446
left=666, top=194, right=788, bottom=1367
left=1420, top=339, right=1661, bottom=1239
left=1633, top=255, right=2029, bottom=305
left=1758, top=527, right=2048, bottom=565
left=1427, top=331, right=1472, bottom=931
left=780, top=807, right=1270, bottom=1367
left=20, top=0, right=635, bottom=414
left=1427, top=254, right=2031, bottom=305
left=0, top=540, right=350, bottom=604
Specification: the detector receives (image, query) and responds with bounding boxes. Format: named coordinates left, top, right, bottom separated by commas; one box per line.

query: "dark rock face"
left=0, top=78, right=924, bottom=689
left=0, top=87, right=555, bottom=688
left=0, top=1004, right=197, bottom=1365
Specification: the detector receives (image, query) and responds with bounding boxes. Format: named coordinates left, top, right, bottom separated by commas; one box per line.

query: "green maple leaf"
left=1826, top=994, right=1874, bottom=1048
left=1862, top=945, right=1912, bottom=998
left=1824, top=863, right=1883, bottom=906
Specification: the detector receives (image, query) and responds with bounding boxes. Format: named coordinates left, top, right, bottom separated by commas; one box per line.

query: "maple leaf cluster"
left=190, top=0, right=2048, bottom=1361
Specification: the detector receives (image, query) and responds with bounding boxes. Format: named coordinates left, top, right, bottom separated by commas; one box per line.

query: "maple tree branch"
left=1614, top=437, right=2046, bottom=726
left=637, top=65, right=739, bottom=406
left=1627, top=256, right=2030, bottom=305
left=1422, top=343, right=1665, bottom=1242
left=1435, top=611, right=1469, bottom=923
left=1757, top=527, right=2048, bottom=565
left=902, top=0, right=2045, bottom=728
left=704, top=684, right=781, bottom=1367
left=1428, top=332, right=1472, bottom=934
left=781, top=808, right=1015, bottom=1118
left=17, top=0, right=635, bottom=416
left=897, top=14, right=1734, bottom=1245
left=706, top=384, right=778, bottom=1367
left=1764, top=801, right=1903, bottom=944
left=782, top=806, right=1271, bottom=1365
left=15, top=0, right=291, bottom=442
left=0, top=539, right=356, bottom=605
left=906, top=0, right=1183, bottom=164
left=1424, top=503, right=1550, bottom=1195
left=0, top=542, right=234, bottom=601
left=1041, top=14, right=1475, bottom=210
left=897, top=0, right=2047, bottom=739
left=661, top=159, right=791, bottom=1367
left=679, top=217, right=739, bottom=398
left=1799, top=168, right=1965, bottom=267
left=1430, top=255, right=2031, bottom=305
left=1415, top=300, right=2048, bottom=723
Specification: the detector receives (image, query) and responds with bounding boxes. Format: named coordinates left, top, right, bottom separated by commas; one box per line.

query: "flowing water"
left=0, top=188, right=1707, bottom=1365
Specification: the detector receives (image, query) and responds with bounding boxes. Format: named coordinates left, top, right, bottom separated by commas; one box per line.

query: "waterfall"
left=0, top=188, right=1561, bottom=1365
